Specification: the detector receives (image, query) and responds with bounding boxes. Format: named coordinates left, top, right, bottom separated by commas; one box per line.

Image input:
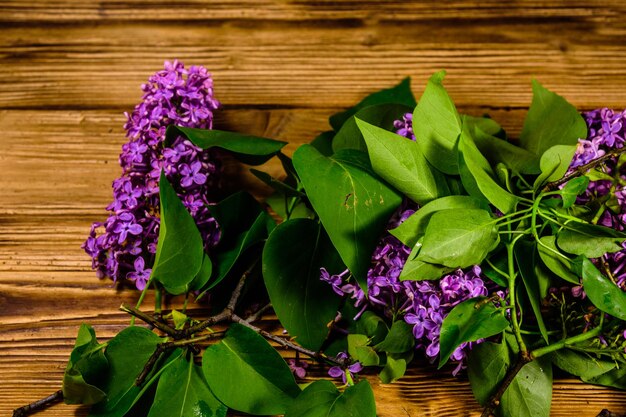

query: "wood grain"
left=1, top=1, right=626, bottom=416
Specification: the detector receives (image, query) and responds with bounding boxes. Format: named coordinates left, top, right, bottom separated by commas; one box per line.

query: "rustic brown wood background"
left=2, top=1, right=626, bottom=416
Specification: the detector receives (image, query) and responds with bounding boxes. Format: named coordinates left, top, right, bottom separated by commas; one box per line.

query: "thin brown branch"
left=176, top=262, right=255, bottom=339
left=13, top=390, right=63, bottom=417
left=543, top=146, right=626, bottom=192
left=481, top=354, right=532, bottom=417
left=135, top=332, right=226, bottom=386
left=245, top=303, right=272, bottom=323
left=120, top=303, right=178, bottom=337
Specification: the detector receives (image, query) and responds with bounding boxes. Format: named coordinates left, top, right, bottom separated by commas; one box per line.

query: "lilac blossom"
left=287, top=359, right=309, bottom=379
left=328, top=352, right=363, bottom=384
left=83, top=60, right=221, bottom=290
left=320, top=115, right=496, bottom=375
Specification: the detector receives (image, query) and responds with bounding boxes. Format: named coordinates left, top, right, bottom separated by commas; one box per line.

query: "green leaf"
left=438, top=297, right=510, bottom=368
left=379, top=351, right=413, bottom=384
left=519, top=80, right=587, bottom=156
left=549, top=349, right=615, bottom=380
left=412, top=71, right=462, bottom=174
left=202, top=323, right=300, bottom=415
left=499, top=359, right=553, bottom=417
left=537, top=236, right=579, bottom=284
left=89, top=327, right=172, bottom=417
left=514, top=241, right=549, bottom=343
left=285, top=380, right=376, bottom=417
left=263, top=219, right=343, bottom=351
left=147, top=353, right=227, bottom=417
left=332, top=104, right=413, bottom=153
left=374, top=320, right=415, bottom=354
left=390, top=195, right=489, bottom=248
left=355, top=311, right=389, bottom=346
left=399, top=252, right=453, bottom=281
left=581, top=258, right=626, bottom=320
left=458, top=122, right=520, bottom=214
left=250, top=168, right=304, bottom=198
left=464, top=115, right=505, bottom=138
left=166, top=126, right=287, bottom=165
left=293, top=145, right=402, bottom=291
left=151, top=172, right=205, bottom=295
left=347, top=334, right=380, bottom=366
left=357, top=118, right=449, bottom=204
left=329, top=77, right=416, bottom=131
left=202, top=192, right=272, bottom=292
left=187, top=253, right=213, bottom=292
left=63, top=324, right=108, bottom=405
left=560, top=176, right=590, bottom=208
left=467, top=340, right=511, bottom=406
left=418, top=208, right=499, bottom=269
left=557, top=222, right=626, bottom=258
left=583, top=366, right=626, bottom=389
left=311, top=131, right=335, bottom=156
left=470, top=124, right=541, bottom=175
left=533, top=145, right=577, bottom=189
left=481, top=250, right=509, bottom=287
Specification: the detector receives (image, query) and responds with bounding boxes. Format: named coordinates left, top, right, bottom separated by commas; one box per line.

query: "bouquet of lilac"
left=15, top=66, right=626, bottom=417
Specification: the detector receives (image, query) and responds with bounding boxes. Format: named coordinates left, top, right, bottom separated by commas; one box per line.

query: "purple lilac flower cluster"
left=83, top=60, right=221, bottom=291
left=571, top=108, right=626, bottom=292
left=321, top=113, right=495, bottom=375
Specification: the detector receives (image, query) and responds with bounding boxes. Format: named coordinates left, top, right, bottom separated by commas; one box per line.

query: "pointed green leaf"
left=374, top=320, right=415, bottom=354
left=332, top=103, right=413, bottom=153
left=412, top=71, right=462, bottom=174
left=285, top=380, right=376, bottom=417
left=379, top=351, right=413, bottom=384
left=581, top=258, right=626, bottom=321
left=520, top=80, right=587, bottom=156
left=390, top=195, right=489, bottom=248
left=357, top=118, right=449, bottom=204
left=560, top=176, right=590, bottom=208
left=557, top=222, right=626, bottom=258
left=470, top=123, right=540, bottom=175
left=537, top=236, right=579, bottom=284
left=514, top=241, right=549, bottom=343
left=263, top=219, right=343, bottom=351
left=438, top=297, right=510, bottom=368
left=533, top=145, right=577, bottom=189
left=347, top=334, right=380, bottom=366
left=151, top=172, right=205, bottom=295
left=329, top=77, right=416, bottom=130
left=467, top=340, right=511, bottom=406
left=63, top=324, right=108, bottom=405
left=418, top=208, right=499, bottom=269
left=293, top=145, right=402, bottom=291
left=458, top=122, right=519, bottom=214
left=499, top=359, right=553, bottom=417
left=549, top=349, right=615, bottom=380
left=202, top=323, right=301, bottom=415
left=89, top=327, right=173, bottom=417
left=148, top=353, right=226, bottom=417
left=166, top=126, right=287, bottom=165
left=583, top=366, right=626, bottom=389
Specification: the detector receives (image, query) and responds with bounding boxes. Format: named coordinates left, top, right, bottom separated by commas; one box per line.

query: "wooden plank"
left=3, top=22, right=626, bottom=109
left=0, top=0, right=624, bottom=23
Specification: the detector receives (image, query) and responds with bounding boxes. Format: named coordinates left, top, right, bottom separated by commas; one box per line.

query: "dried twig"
left=13, top=390, right=63, bottom=417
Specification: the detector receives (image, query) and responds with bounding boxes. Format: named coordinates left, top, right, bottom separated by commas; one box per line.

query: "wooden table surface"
left=2, top=1, right=626, bottom=416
